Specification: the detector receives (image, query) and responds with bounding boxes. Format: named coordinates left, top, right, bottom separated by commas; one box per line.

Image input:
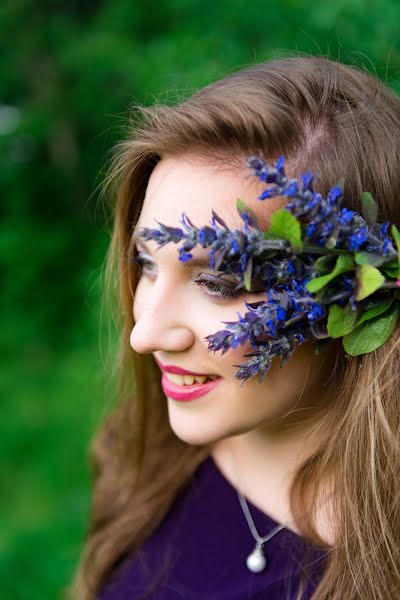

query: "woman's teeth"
left=165, top=373, right=220, bottom=386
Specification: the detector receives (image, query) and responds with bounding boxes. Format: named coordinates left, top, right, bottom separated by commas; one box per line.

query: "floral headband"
left=133, top=156, right=400, bottom=385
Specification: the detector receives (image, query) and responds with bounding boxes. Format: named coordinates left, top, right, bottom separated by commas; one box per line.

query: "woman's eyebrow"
left=132, top=233, right=213, bottom=269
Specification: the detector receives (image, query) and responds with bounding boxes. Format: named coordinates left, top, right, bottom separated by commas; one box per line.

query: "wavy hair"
left=65, top=55, right=400, bottom=599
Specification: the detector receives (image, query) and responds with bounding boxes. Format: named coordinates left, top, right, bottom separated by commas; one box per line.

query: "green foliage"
left=355, top=263, right=385, bottom=300
left=314, top=254, right=337, bottom=274
left=269, top=209, right=303, bottom=251
left=262, top=230, right=283, bottom=240
left=356, top=295, right=393, bottom=326
left=343, top=302, right=399, bottom=355
left=382, top=259, right=400, bottom=279
left=327, top=304, right=359, bottom=338
left=360, top=191, right=378, bottom=225
left=244, top=255, right=253, bottom=291
left=391, top=225, right=400, bottom=277
left=354, top=252, right=388, bottom=267
left=306, top=255, right=354, bottom=293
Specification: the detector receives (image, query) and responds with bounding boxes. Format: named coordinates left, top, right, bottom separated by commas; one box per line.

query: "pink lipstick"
left=161, top=373, right=222, bottom=402
left=154, top=357, right=214, bottom=377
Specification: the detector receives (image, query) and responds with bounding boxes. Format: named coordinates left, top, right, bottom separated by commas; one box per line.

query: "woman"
left=67, top=55, right=400, bottom=599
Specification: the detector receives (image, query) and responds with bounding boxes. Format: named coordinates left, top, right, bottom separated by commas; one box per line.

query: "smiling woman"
left=66, top=55, right=400, bottom=600
left=126, top=156, right=341, bottom=469
left=127, top=156, right=338, bottom=454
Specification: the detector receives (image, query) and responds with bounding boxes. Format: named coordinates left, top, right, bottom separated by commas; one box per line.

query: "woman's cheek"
left=132, top=278, right=149, bottom=322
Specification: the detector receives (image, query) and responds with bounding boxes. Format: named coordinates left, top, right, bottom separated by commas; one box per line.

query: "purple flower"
left=380, top=222, right=389, bottom=236
left=132, top=154, right=398, bottom=384
left=327, top=186, right=343, bottom=204
left=339, top=208, right=355, bottom=224
left=301, top=170, right=314, bottom=191
left=348, top=226, right=369, bottom=251
left=246, top=155, right=398, bottom=259
left=307, top=303, right=324, bottom=321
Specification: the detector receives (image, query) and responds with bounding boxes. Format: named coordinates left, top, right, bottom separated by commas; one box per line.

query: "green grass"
left=1, top=323, right=117, bottom=599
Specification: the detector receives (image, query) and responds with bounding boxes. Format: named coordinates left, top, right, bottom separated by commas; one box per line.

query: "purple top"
left=98, top=456, right=328, bottom=599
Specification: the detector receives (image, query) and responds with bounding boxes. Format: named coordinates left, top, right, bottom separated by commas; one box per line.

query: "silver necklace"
left=237, top=489, right=286, bottom=573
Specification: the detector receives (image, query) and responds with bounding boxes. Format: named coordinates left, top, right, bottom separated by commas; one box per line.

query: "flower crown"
left=134, top=156, right=400, bottom=385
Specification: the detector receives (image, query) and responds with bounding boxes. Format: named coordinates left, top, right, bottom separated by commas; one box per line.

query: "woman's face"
left=130, top=155, right=336, bottom=446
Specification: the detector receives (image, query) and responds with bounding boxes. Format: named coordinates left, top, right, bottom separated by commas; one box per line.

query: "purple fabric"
left=97, top=456, right=328, bottom=599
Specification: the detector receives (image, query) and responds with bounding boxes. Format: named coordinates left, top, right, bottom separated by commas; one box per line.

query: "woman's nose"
left=129, top=281, right=194, bottom=355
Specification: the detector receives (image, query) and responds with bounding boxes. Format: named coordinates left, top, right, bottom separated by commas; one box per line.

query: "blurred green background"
left=2, top=1, right=400, bottom=598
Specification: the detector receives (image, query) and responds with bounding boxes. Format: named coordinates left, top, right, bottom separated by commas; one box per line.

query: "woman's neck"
left=210, top=418, right=335, bottom=545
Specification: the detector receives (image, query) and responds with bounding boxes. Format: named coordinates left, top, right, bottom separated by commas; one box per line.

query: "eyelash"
left=131, top=252, right=246, bottom=300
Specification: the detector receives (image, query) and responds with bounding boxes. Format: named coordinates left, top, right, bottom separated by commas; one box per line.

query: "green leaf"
left=269, top=209, right=303, bottom=251
left=314, top=255, right=337, bottom=275
left=392, top=224, right=400, bottom=252
left=343, top=303, right=399, bottom=355
left=244, top=255, right=253, bottom=291
left=262, top=231, right=282, bottom=240
left=382, top=259, right=400, bottom=279
left=355, top=252, right=388, bottom=267
left=360, top=192, right=378, bottom=225
left=355, top=264, right=385, bottom=301
left=236, top=198, right=262, bottom=231
left=356, top=296, right=393, bottom=326
left=327, top=304, right=359, bottom=338
left=391, top=224, right=400, bottom=278
left=306, top=255, right=354, bottom=294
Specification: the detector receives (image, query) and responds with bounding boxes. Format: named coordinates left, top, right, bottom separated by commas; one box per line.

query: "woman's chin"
left=166, top=398, right=226, bottom=446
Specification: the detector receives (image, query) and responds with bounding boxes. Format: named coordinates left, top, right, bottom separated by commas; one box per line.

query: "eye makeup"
left=131, top=251, right=266, bottom=301
left=132, top=252, right=246, bottom=300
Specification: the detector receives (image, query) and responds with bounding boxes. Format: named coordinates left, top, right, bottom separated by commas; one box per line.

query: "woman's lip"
left=161, top=373, right=223, bottom=401
left=154, top=357, right=217, bottom=377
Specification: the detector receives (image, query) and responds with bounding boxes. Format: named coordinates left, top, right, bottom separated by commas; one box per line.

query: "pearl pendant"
left=246, top=544, right=267, bottom=573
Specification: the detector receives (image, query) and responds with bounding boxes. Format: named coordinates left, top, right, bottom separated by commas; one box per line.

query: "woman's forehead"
left=138, top=155, right=286, bottom=232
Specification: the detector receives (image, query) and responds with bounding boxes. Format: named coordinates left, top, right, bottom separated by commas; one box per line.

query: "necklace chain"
left=224, top=446, right=288, bottom=572
left=236, top=489, right=286, bottom=544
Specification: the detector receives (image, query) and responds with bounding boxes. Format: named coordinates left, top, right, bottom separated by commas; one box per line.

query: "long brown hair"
left=65, top=55, right=400, bottom=599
